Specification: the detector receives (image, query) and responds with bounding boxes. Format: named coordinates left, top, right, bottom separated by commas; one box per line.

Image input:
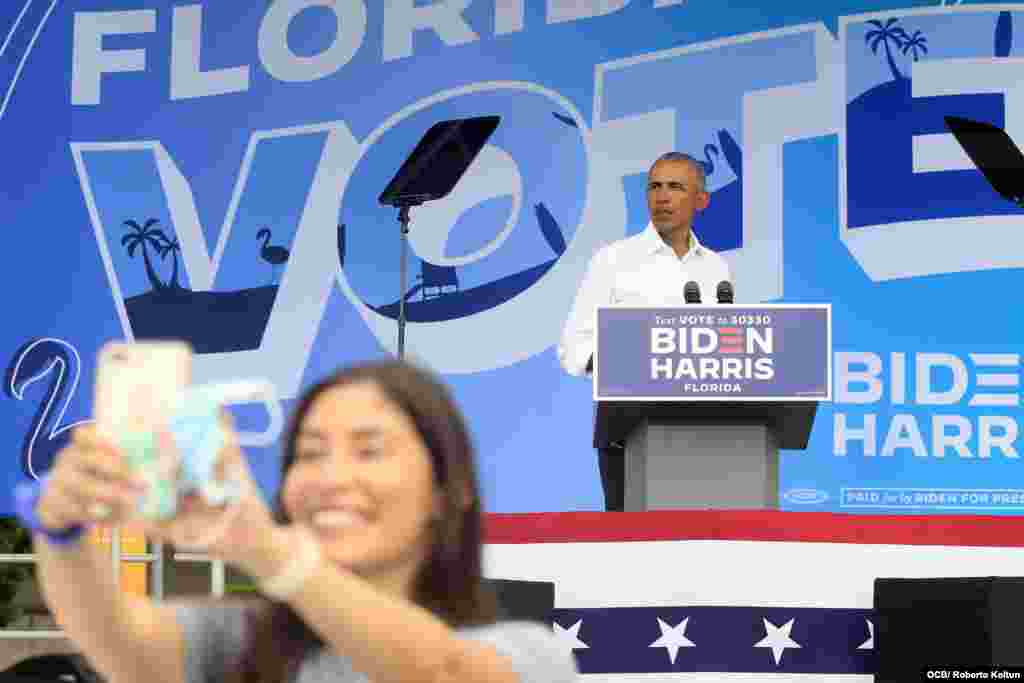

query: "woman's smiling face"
left=280, top=380, right=439, bottom=593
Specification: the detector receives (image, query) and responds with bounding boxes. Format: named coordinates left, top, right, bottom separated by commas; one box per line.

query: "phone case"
left=94, top=341, right=192, bottom=519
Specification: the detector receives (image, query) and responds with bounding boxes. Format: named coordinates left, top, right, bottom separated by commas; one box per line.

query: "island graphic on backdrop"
left=117, top=204, right=576, bottom=347
left=108, top=109, right=602, bottom=349
left=119, top=220, right=296, bottom=354
left=846, top=10, right=1024, bottom=227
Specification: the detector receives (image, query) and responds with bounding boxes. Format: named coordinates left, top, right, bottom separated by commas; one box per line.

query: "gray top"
left=174, top=602, right=578, bottom=682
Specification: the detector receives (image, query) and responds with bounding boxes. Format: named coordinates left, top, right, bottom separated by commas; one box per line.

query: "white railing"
left=0, top=528, right=226, bottom=639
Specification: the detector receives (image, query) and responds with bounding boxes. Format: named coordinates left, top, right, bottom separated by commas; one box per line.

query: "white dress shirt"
left=557, top=222, right=732, bottom=376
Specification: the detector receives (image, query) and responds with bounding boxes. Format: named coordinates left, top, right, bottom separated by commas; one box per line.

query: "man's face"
left=646, top=159, right=710, bottom=238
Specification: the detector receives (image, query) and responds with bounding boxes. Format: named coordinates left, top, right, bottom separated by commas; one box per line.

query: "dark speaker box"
left=484, top=578, right=554, bottom=624
left=874, top=576, right=1024, bottom=682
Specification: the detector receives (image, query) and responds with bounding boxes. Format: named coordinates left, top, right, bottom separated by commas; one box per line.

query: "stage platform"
left=481, top=510, right=1024, bottom=681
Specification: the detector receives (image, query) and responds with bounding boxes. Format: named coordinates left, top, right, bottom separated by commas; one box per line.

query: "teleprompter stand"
left=378, top=116, right=501, bottom=358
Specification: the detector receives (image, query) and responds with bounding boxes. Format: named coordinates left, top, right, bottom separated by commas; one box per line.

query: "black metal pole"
left=397, top=206, right=411, bottom=359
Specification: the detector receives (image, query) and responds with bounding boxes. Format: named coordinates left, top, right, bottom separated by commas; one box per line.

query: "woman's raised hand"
left=36, top=425, right=149, bottom=531
left=36, top=420, right=287, bottom=580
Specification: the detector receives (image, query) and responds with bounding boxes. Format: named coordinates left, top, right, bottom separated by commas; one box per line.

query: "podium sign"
left=595, top=304, right=831, bottom=401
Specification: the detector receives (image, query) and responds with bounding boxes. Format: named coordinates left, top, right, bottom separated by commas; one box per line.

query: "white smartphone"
left=94, top=340, right=193, bottom=518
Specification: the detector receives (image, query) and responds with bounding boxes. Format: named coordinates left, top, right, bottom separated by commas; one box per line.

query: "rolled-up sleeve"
left=558, top=246, right=612, bottom=377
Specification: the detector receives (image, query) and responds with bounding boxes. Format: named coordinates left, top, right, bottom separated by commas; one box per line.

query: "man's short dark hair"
left=650, top=152, right=706, bottom=191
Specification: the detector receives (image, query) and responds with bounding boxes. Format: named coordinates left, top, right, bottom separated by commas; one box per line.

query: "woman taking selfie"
left=19, top=360, right=578, bottom=683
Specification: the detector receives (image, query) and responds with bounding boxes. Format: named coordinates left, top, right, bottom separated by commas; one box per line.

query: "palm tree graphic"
left=901, top=30, right=928, bottom=63
left=122, top=219, right=170, bottom=292
left=158, top=236, right=184, bottom=291
left=865, top=18, right=910, bottom=81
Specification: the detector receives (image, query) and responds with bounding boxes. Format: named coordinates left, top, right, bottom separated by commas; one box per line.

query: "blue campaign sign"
left=594, top=305, right=831, bottom=401
left=1, top=1, right=1023, bottom=515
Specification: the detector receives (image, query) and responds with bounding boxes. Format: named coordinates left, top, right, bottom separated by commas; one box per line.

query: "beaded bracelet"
left=13, top=475, right=87, bottom=547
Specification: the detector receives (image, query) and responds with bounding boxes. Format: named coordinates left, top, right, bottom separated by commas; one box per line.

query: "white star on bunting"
left=552, top=619, right=589, bottom=655
left=858, top=618, right=874, bottom=650
left=754, top=617, right=801, bottom=666
left=649, top=617, right=696, bottom=664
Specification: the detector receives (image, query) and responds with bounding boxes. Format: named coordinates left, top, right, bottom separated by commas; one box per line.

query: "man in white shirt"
left=557, top=152, right=732, bottom=511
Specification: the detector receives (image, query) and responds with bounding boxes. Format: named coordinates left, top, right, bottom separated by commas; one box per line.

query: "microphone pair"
left=684, top=280, right=733, bottom=304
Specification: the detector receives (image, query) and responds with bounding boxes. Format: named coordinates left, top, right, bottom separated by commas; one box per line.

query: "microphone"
left=716, top=280, right=734, bottom=304
left=684, top=281, right=701, bottom=304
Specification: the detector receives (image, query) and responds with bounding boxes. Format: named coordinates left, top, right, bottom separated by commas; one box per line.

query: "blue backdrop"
left=2, top=0, right=1022, bottom=515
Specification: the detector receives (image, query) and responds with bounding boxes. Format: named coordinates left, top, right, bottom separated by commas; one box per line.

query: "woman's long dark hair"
left=230, top=360, right=498, bottom=683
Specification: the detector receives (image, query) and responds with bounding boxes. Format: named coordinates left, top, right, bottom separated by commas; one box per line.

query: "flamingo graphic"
left=257, top=227, right=290, bottom=285
left=5, top=338, right=91, bottom=480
